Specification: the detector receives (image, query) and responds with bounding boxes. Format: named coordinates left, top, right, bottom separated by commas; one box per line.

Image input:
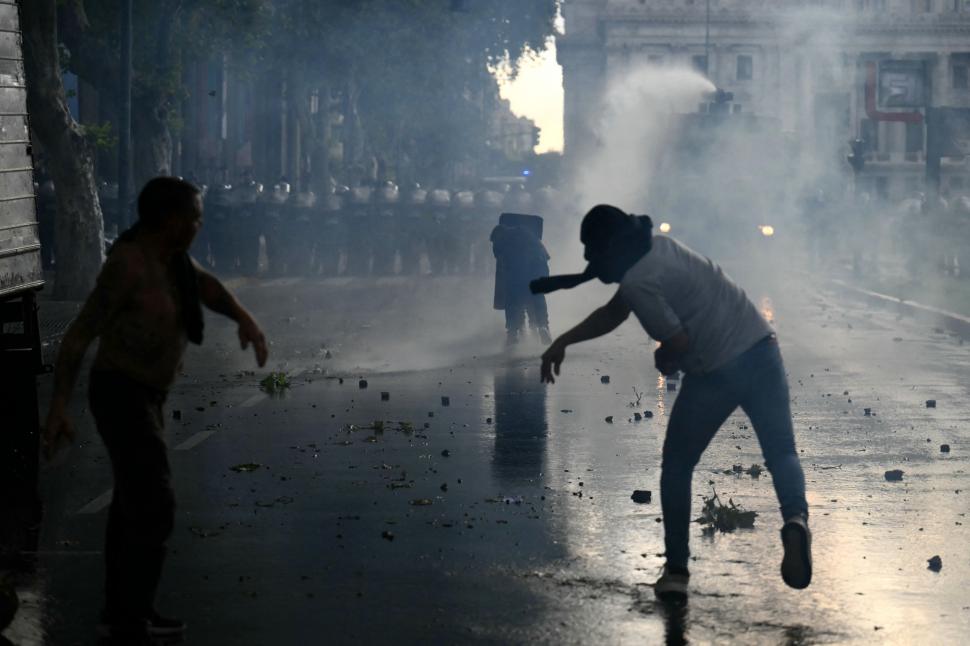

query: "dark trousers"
left=505, top=292, right=549, bottom=334
left=661, top=337, right=808, bottom=569
left=89, top=371, right=175, bottom=622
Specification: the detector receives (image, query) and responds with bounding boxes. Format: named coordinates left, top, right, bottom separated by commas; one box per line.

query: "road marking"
left=76, top=489, right=113, bottom=515
left=175, top=430, right=216, bottom=451
left=241, top=368, right=304, bottom=407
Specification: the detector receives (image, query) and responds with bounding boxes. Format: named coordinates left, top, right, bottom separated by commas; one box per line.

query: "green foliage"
left=64, top=0, right=557, bottom=179
left=259, top=371, right=290, bottom=394
left=696, top=486, right=758, bottom=533
left=81, top=121, right=118, bottom=150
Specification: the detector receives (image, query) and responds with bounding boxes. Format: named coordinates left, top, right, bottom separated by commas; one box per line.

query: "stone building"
left=558, top=0, right=970, bottom=201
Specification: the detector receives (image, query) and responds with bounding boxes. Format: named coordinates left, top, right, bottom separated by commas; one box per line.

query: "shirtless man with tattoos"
left=42, top=176, right=268, bottom=642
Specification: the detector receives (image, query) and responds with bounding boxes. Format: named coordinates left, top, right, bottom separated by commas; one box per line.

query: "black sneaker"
left=96, top=615, right=150, bottom=640
left=147, top=611, right=186, bottom=637
left=98, top=611, right=185, bottom=638
left=653, top=564, right=690, bottom=603
left=781, top=515, right=813, bottom=589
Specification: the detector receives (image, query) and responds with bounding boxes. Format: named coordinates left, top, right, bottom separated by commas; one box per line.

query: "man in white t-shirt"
left=538, top=204, right=811, bottom=602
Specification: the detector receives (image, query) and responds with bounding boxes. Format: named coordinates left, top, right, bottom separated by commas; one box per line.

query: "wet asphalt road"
left=6, top=268, right=970, bottom=645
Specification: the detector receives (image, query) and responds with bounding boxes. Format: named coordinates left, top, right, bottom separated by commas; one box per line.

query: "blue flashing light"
left=522, top=169, right=531, bottom=177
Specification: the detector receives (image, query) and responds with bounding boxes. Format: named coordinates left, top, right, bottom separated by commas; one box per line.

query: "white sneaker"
left=781, top=514, right=813, bottom=589
left=654, top=565, right=690, bottom=602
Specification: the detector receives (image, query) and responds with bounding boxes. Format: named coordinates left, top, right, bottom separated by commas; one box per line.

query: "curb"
left=829, top=278, right=970, bottom=340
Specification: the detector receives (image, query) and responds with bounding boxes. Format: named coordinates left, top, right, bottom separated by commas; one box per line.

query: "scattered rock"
left=884, top=469, right=904, bottom=482
left=634, top=412, right=642, bottom=421
left=927, top=555, right=942, bottom=572
left=229, top=463, right=262, bottom=473
left=926, top=400, right=936, bottom=408
left=601, top=375, right=611, bottom=384
left=605, top=416, right=614, bottom=424
left=940, top=444, right=951, bottom=453
left=644, top=411, right=653, bottom=419
left=631, top=490, right=652, bottom=504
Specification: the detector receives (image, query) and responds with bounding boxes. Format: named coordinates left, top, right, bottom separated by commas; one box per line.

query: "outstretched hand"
left=238, top=316, right=268, bottom=367
left=541, top=342, right=565, bottom=384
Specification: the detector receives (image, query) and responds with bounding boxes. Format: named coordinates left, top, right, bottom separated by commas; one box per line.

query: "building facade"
left=558, top=0, right=970, bottom=201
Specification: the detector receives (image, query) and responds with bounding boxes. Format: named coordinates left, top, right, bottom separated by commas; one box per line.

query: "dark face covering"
left=584, top=214, right=654, bottom=284
left=528, top=207, right=653, bottom=295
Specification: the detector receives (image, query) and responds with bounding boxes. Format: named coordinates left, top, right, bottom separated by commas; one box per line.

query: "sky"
left=495, top=37, right=564, bottom=154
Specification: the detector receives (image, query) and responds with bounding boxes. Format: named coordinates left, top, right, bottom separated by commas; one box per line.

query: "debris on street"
left=259, top=372, right=290, bottom=394
left=927, top=555, right=942, bottom=572
left=630, top=490, right=652, bottom=503
left=696, top=486, right=757, bottom=533
left=229, top=463, right=263, bottom=473
left=884, top=469, right=905, bottom=482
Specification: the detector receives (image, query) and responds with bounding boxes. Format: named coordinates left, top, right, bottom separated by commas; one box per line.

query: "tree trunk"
left=133, top=89, right=173, bottom=187
left=308, top=81, right=332, bottom=196
left=343, top=73, right=364, bottom=175
left=22, top=0, right=105, bottom=300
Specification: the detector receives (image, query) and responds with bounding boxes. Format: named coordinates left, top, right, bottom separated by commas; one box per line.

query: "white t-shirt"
left=618, top=236, right=773, bottom=374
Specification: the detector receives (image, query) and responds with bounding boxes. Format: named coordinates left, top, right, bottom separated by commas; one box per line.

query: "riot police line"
left=34, top=177, right=557, bottom=278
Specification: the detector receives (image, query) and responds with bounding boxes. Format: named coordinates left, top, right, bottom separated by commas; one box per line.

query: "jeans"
left=661, top=337, right=808, bottom=569
left=89, top=370, right=175, bottom=622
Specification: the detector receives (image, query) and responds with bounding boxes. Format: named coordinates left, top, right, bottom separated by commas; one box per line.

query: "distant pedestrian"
left=539, top=204, right=811, bottom=601
left=491, top=214, right=552, bottom=345
left=43, top=177, right=268, bottom=641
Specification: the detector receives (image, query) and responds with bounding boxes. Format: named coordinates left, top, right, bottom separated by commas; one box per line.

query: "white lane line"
left=175, top=430, right=216, bottom=451
left=241, top=392, right=266, bottom=407
left=76, top=489, right=113, bottom=515
left=241, top=368, right=304, bottom=408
